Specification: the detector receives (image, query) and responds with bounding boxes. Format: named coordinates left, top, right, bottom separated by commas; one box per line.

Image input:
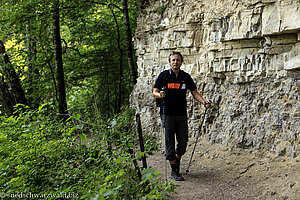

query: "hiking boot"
left=175, top=158, right=181, bottom=173
left=170, top=171, right=184, bottom=181
left=170, top=163, right=184, bottom=181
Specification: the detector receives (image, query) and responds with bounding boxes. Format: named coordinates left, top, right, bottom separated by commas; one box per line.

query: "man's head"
left=169, top=51, right=183, bottom=73
left=168, top=51, right=183, bottom=62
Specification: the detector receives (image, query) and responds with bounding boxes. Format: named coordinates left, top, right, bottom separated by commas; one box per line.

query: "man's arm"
left=191, top=90, right=211, bottom=108
left=153, top=88, right=166, bottom=98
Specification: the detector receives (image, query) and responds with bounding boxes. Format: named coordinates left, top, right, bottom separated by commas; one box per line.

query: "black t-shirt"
left=154, top=69, right=197, bottom=116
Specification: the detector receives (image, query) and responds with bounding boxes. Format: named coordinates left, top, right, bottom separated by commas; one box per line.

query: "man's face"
left=169, top=54, right=182, bottom=72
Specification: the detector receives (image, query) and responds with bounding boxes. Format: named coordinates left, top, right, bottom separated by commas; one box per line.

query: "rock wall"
left=130, top=0, right=300, bottom=158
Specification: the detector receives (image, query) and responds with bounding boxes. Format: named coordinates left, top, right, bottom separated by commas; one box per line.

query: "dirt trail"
left=147, top=140, right=300, bottom=200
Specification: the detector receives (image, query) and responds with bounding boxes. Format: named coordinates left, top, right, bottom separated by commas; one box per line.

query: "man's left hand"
left=204, top=100, right=212, bottom=109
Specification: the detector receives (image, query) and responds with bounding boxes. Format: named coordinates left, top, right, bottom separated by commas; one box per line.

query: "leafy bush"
left=0, top=105, right=175, bottom=199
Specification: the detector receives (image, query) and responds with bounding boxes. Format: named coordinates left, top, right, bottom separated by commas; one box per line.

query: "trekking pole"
left=161, top=88, right=168, bottom=180
left=186, top=100, right=211, bottom=174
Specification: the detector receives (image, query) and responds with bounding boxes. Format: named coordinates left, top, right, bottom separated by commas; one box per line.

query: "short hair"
left=168, top=51, right=183, bottom=62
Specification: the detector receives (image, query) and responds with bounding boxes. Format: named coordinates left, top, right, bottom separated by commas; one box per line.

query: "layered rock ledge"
left=130, top=0, right=300, bottom=158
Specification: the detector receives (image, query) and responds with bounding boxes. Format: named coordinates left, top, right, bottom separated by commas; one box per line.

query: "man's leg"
left=164, top=115, right=176, bottom=161
left=175, top=115, right=189, bottom=157
left=173, top=116, right=188, bottom=179
left=165, top=115, right=184, bottom=181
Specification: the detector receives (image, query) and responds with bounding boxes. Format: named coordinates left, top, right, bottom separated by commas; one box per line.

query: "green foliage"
left=0, top=1, right=168, bottom=197
left=0, top=0, right=139, bottom=118
left=143, top=135, right=160, bottom=155
left=157, top=5, right=166, bottom=16
left=0, top=105, right=175, bottom=199
left=139, top=168, right=177, bottom=200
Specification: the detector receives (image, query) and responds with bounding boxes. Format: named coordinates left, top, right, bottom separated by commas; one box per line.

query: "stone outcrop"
left=130, top=0, right=300, bottom=158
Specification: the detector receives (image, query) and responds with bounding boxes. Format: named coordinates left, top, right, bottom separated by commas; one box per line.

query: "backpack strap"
left=163, top=69, right=172, bottom=89
left=155, top=69, right=171, bottom=107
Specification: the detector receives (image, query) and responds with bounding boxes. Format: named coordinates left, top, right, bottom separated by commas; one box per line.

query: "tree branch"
left=83, top=0, right=123, bottom=11
left=61, top=39, right=68, bottom=53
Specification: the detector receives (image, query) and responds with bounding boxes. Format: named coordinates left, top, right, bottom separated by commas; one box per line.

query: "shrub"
left=0, top=105, right=175, bottom=199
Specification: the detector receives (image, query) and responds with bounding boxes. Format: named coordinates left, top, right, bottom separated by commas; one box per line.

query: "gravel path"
left=146, top=140, right=300, bottom=200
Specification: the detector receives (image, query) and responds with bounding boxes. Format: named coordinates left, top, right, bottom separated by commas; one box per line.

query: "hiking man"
left=152, top=51, right=211, bottom=181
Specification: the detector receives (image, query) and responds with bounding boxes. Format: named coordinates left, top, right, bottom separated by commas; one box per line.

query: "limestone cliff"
left=130, top=0, right=300, bottom=158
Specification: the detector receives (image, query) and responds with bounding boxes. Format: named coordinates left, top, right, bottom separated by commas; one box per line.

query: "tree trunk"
left=0, top=40, right=28, bottom=113
left=53, top=0, right=68, bottom=120
left=110, top=5, right=123, bottom=113
left=122, top=0, right=137, bottom=85
left=26, top=12, right=39, bottom=109
left=0, top=79, right=15, bottom=115
left=105, top=55, right=110, bottom=119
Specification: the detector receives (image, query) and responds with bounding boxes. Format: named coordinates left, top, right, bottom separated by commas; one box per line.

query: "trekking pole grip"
left=204, top=99, right=212, bottom=108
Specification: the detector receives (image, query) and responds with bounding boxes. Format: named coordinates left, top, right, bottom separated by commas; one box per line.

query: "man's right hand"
left=160, top=91, right=166, bottom=98
left=153, top=88, right=166, bottom=99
